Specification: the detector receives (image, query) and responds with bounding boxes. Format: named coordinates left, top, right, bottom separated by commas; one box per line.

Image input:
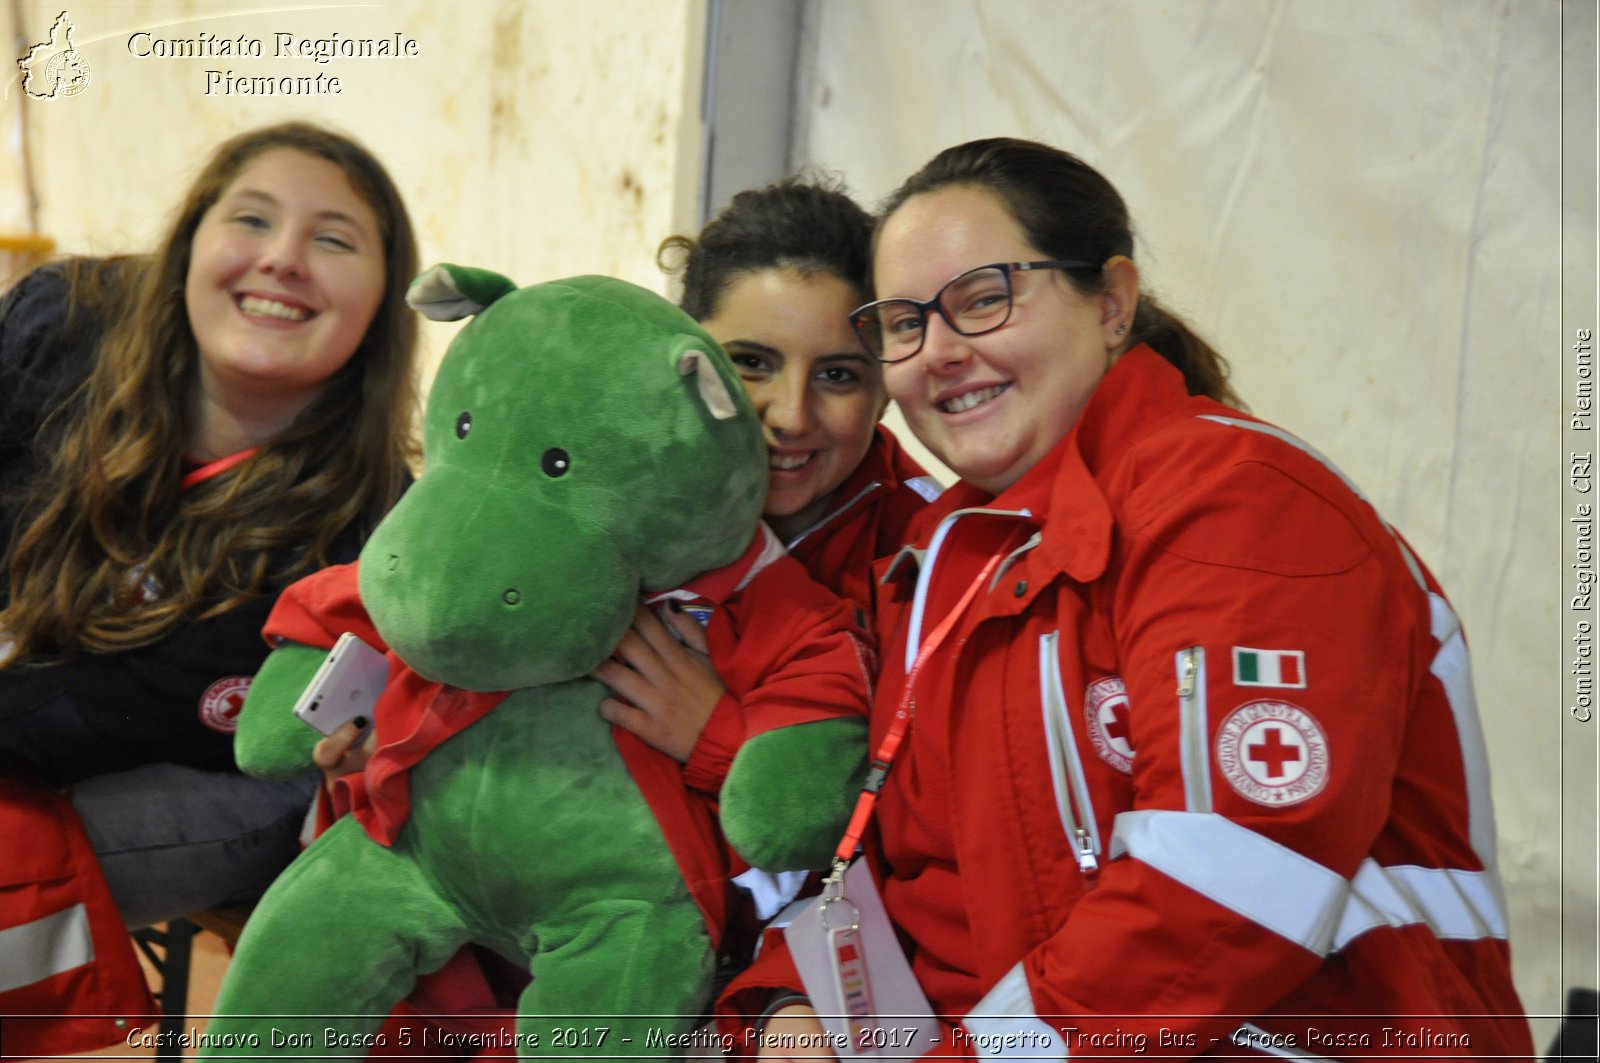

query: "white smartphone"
left=291, top=632, right=389, bottom=736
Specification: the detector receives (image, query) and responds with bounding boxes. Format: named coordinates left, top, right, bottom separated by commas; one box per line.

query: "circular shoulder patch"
left=199, top=676, right=252, bottom=734
left=1083, top=676, right=1134, bottom=773
left=1214, top=700, right=1329, bottom=807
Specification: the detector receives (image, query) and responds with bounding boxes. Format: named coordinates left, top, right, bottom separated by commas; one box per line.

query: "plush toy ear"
left=676, top=349, right=739, bottom=421
left=406, top=264, right=518, bottom=321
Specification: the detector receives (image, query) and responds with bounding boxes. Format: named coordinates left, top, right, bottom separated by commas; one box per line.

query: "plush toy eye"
left=541, top=448, right=571, bottom=478
left=455, top=412, right=472, bottom=439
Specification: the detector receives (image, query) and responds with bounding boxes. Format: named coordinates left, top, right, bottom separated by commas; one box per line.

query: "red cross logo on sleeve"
left=1085, top=676, right=1134, bottom=773
left=1215, top=700, right=1329, bottom=806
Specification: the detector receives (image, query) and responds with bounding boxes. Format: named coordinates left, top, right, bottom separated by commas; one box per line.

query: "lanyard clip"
left=818, top=858, right=860, bottom=932
left=822, top=857, right=850, bottom=900
left=861, top=758, right=892, bottom=795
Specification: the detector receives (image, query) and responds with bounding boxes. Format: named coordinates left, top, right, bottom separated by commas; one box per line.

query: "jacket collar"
left=783, top=425, right=938, bottom=551
left=1045, top=346, right=1197, bottom=581
left=644, top=523, right=784, bottom=607
left=894, top=346, right=1193, bottom=586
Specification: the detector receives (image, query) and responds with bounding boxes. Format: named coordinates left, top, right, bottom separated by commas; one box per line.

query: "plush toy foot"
left=197, top=818, right=471, bottom=1060
left=720, top=716, right=868, bottom=871
left=516, top=899, right=713, bottom=1059
left=233, top=642, right=333, bottom=777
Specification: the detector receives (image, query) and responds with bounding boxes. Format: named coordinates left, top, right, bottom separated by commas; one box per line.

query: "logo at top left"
left=18, top=11, right=91, bottom=100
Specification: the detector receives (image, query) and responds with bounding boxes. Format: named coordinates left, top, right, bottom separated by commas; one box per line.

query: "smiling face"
left=701, top=266, right=887, bottom=542
left=877, top=185, right=1126, bottom=496
left=184, top=147, right=386, bottom=427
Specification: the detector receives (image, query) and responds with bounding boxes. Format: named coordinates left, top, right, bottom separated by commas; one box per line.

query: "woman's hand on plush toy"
left=312, top=718, right=376, bottom=784
left=593, top=603, right=726, bottom=762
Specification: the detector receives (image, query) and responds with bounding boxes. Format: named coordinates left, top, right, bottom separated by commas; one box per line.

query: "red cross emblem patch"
left=1215, top=700, right=1329, bottom=806
left=1084, top=676, right=1133, bottom=773
left=199, top=675, right=252, bottom=734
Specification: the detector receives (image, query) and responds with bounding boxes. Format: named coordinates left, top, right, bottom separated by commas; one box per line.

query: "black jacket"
left=0, top=263, right=372, bottom=783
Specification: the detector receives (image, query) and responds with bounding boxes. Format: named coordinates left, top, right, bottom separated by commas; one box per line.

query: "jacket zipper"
left=1038, top=632, right=1101, bottom=875
left=1175, top=646, right=1213, bottom=813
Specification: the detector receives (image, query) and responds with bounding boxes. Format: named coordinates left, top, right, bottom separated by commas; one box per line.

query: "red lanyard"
left=830, top=531, right=1021, bottom=868
left=179, top=447, right=259, bottom=491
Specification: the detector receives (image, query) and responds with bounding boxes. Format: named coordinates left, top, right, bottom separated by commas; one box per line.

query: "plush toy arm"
left=238, top=562, right=384, bottom=776
left=233, top=642, right=327, bottom=777
left=718, top=716, right=868, bottom=871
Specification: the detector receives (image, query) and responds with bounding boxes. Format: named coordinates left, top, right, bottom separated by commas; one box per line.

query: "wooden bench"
left=129, top=905, right=254, bottom=1061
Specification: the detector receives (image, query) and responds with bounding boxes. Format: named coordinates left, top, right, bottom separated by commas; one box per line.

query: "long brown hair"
left=1, top=121, right=419, bottom=660
left=877, top=137, right=1242, bottom=407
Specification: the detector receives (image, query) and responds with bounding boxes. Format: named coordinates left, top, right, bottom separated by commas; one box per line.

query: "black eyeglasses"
left=850, top=259, right=1100, bottom=364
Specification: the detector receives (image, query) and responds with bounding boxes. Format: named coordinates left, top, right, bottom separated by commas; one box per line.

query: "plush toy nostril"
left=502, top=589, right=522, bottom=606
left=387, top=554, right=400, bottom=572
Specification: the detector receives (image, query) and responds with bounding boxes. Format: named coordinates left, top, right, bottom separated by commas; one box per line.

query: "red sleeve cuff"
left=682, top=692, right=743, bottom=793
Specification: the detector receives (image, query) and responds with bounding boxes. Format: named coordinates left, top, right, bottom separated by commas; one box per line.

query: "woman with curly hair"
left=0, top=120, right=418, bottom=959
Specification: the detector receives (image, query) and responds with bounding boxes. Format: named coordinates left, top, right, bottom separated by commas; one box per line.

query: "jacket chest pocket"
left=1037, top=630, right=1103, bottom=876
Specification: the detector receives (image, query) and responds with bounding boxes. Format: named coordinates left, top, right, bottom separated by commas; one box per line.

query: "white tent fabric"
left=790, top=0, right=1583, bottom=1043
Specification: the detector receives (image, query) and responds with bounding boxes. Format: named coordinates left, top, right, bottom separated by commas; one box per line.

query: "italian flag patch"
left=1232, top=647, right=1306, bottom=688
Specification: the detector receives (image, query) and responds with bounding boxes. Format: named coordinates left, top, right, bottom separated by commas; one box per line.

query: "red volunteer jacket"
left=685, top=433, right=936, bottom=796
left=0, top=779, right=157, bottom=1058
left=781, top=426, right=942, bottom=618
left=719, top=348, right=1533, bottom=1060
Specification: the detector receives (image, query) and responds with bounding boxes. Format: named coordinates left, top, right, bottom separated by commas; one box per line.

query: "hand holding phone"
left=292, top=632, right=388, bottom=736
left=313, top=719, right=379, bottom=783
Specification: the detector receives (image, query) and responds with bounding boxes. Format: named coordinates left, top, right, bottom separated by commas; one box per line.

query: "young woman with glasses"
left=717, top=138, right=1533, bottom=1060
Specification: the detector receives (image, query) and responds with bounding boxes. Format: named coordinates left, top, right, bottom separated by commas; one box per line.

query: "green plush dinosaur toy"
left=199, top=268, right=868, bottom=1059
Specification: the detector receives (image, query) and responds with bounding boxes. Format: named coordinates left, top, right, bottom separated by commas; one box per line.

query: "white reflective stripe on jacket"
left=0, top=903, right=95, bottom=992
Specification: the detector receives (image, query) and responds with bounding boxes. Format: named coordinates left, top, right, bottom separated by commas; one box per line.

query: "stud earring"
left=1114, top=323, right=1129, bottom=336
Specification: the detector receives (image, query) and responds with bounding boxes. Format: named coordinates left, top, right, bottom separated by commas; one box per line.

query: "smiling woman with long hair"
left=0, top=121, right=418, bottom=992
